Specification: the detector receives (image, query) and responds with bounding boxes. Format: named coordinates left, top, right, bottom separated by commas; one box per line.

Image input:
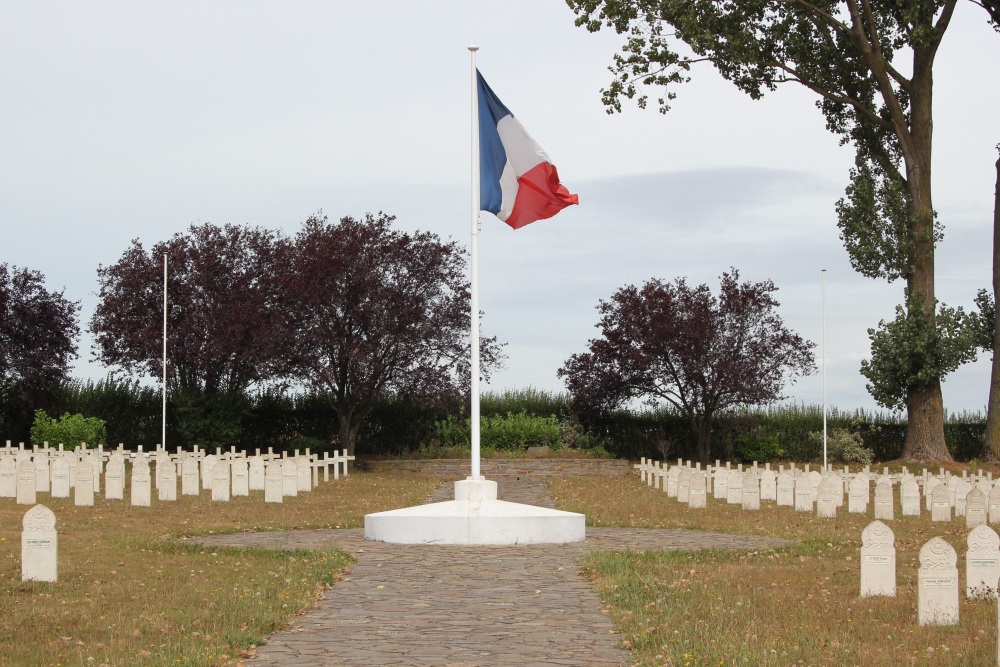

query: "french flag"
left=477, top=70, right=578, bottom=230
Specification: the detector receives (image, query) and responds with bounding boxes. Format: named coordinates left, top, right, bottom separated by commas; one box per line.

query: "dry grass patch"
left=0, top=472, right=439, bottom=666
left=553, top=473, right=997, bottom=666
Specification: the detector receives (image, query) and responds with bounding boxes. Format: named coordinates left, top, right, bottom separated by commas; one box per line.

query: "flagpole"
left=822, top=268, right=827, bottom=470
left=469, top=44, right=481, bottom=481
left=162, top=253, right=168, bottom=453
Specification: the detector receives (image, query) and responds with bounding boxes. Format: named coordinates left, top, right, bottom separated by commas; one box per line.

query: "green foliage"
left=430, top=411, right=562, bottom=454
left=733, top=428, right=784, bottom=464
left=971, top=288, right=995, bottom=353
left=30, top=410, right=107, bottom=448
left=860, top=294, right=979, bottom=410
left=809, top=428, right=874, bottom=465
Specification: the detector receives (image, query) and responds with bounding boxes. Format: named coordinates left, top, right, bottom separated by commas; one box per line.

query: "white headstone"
left=264, top=461, right=283, bottom=503
left=759, top=468, right=776, bottom=502
left=212, top=460, right=231, bottom=502
left=931, top=482, right=951, bottom=522
left=918, top=537, right=959, bottom=626
left=687, top=470, right=707, bottom=509
left=816, top=476, right=838, bottom=518
left=873, top=480, right=894, bottom=521
left=967, top=487, right=988, bottom=529
left=741, top=470, right=760, bottom=511
left=0, top=455, right=17, bottom=498
left=713, top=465, right=729, bottom=500
left=726, top=469, right=743, bottom=505
left=157, top=460, right=177, bottom=502
left=130, top=459, right=151, bottom=507
left=296, top=457, right=311, bottom=493
left=281, top=459, right=298, bottom=497
left=181, top=455, right=199, bottom=496
left=201, top=454, right=217, bottom=491
left=21, top=504, right=57, bottom=582
left=231, top=458, right=249, bottom=497
left=33, top=454, right=50, bottom=494
left=83, top=453, right=100, bottom=493
left=990, top=485, right=1000, bottom=525
left=848, top=473, right=869, bottom=514
left=74, top=459, right=95, bottom=507
left=794, top=475, right=815, bottom=512
left=901, top=478, right=921, bottom=517
left=663, top=465, right=678, bottom=498
left=967, top=524, right=1000, bottom=599
left=776, top=472, right=794, bottom=507
left=104, top=456, right=125, bottom=500
left=16, top=459, right=36, bottom=505
left=955, top=479, right=972, bottom=517
left=827, top=471, right=844, bottom=507
left=860, top=520, right=896, bottom=597
left=248, top=456, right=265, bottom=491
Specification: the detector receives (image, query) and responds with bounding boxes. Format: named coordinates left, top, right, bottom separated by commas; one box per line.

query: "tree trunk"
left=337, top=410, right=361, bottom=457
left=984, top=156, right=1000, bottom=461
left=694, top=413, right=712, bottom=465
left=899, top=46, right=951, bottom=462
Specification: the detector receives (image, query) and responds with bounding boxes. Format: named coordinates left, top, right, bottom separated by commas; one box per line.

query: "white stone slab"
left=727, top=469, right=743, bottom=505
left=901, top=478, right=921, bottom=517
left=365, top=479, right=586, bottom=545
left=0, top=455, right=16, bottom=498
left=248, top=456, right=265, bottom=491
left=967, top=524, right=1000, bottom=599
left=104, top=456, right=125, bottom=500
left=776, top=472, right=794, bottom=507
left=212, top=460, right=231, bottom=502
left=794, top=476, right=814, bottom=512
left=741, top=471, right=760, bottom=511
left=264, top=461, right=283, bottom=503
left=918, top=537, right=959, bottom=626
left=16, top=460, right=36, bottom=505
left=181, top=456, right=199, bottom=496
left=130, top=459, right=151, bottom=507
left=157, top=461, right=177, bottom=502
left=967, top=487, right=988, bottom=529
left=874, top=481, right=894, bottom=521
left=231, top=459, right=249, bottom=497
left=848, top=474, right=869, bottom=514
left=860, top=520, right=895, bottom=597
left=74, top=459, right=95, bottom=507
left=296, top=457, right=311, bottom=493
left=33, top=455, right=49, bottom=494
left=931, top=482, right=951, bottom=522
left=281, top=459, right=298, bottom=497
left=713, top=465, right=729, bottom=500
left=687, top=471, right=707, bottom=509
left=201, top=454, right=217, bottom=491
left=955, top=479, right=972, bottom=517
left=22, top=504, right=56, bottom=582
left=759, top=469, right=776, bottom=502
left=816, top=476, right=838, bottom=518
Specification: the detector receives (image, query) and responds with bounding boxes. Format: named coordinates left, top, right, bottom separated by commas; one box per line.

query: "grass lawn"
left=551, top=468, right=999, bottom=667
left=0, top=473, right=439, bottom=666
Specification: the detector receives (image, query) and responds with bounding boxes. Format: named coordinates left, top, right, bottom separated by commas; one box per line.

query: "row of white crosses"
left=634, top=457, right=1000, bottom=526
left=0, top=440, right=354, bottom=506
left=861, top=520, right=1000, bottom=627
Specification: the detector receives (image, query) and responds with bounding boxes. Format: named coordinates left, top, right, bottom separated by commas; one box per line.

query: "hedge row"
left=0, top=381, right=987, bottom=462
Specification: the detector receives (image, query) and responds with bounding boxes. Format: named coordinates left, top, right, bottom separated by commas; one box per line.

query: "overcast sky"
left=2, top=2, right=998, bottom=414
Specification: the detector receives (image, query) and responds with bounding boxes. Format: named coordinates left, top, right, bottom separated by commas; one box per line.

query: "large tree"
left=558, top=270, right=815, bottom=464
left=0, top=264, right=80, bottom=439
left=279, top=213, right=505, bottom=456
left=91, top=223, right=284, bottom=446
left=568, top=0, right=962, bottom=460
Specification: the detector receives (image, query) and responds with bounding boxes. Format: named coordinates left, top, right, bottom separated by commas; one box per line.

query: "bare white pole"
left=162, top=253, right=168, bottom=453
left=469, top=45, right=481, bottom=481
left=822, top=268, right=827, bottom=470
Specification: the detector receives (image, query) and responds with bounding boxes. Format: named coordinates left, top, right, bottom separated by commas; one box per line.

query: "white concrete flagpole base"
left=364, top=478, right=586, bottom=545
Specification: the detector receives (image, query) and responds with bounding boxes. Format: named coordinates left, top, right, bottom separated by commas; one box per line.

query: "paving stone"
left=191, top=479, right=788, bottom=666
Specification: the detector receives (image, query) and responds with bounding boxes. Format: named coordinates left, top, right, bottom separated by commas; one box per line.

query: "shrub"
left=30, top=410, right=107, bottom=449
left=733, top=428, right=784, bottom=463
left=809, top=428, right=874, bottom=465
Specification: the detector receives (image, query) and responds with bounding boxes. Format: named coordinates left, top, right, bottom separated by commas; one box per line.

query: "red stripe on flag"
left=504, top=162, right=579, bottom=230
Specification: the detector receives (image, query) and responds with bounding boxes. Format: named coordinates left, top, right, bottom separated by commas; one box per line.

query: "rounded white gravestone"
left=22, top=504, right=57, bottom=582
left=365, top=478, right=585, bottom=546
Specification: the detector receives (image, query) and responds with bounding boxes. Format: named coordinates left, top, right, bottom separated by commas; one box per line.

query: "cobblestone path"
left=192, top=480, right=788, bottom=666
